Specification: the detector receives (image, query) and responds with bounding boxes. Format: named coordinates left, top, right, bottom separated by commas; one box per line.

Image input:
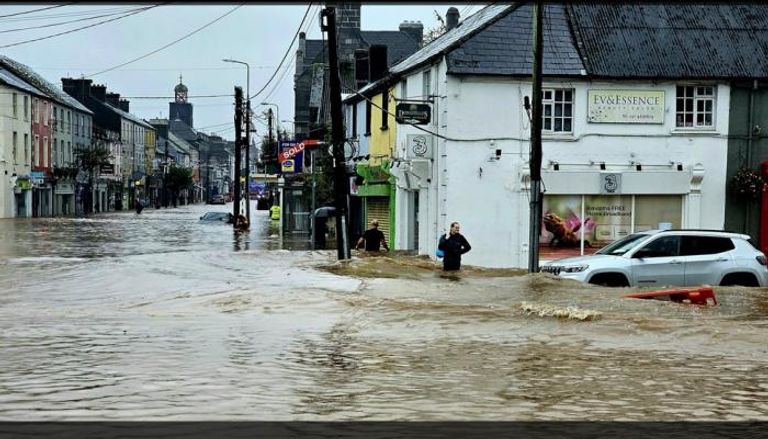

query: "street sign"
left=100, top=164, right=115, bottom=174
left=281, top=159, right=295, bottom=173
left=396, top=103, right=431, bottom=125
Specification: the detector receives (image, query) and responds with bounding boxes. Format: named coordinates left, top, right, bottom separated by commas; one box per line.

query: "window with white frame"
left=676, top=85, right=714, bottom=128
left=12, top=93, right=17, bottom=118
left=542, top=88, right=573, bottom=133
left=422, top=70, right=431, bottom=98
left=400, top=81, right=407, bottom=100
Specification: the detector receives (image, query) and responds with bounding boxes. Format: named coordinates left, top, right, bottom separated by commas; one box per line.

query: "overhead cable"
left=87, top=4, right=244, bottom=78
left=0, top=3, right=76, bottom=20
left=249, top=2, right=312, bottom=100
left=0, top=4, right=164, bottom=49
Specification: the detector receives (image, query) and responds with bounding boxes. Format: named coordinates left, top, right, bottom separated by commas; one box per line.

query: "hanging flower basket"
left=731, top=167, right=765, bottom=199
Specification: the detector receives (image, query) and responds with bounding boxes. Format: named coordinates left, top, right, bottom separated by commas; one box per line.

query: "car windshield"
left=595, top=233, right=650, bottom=256
left=201, top=212, right=230, bottom=221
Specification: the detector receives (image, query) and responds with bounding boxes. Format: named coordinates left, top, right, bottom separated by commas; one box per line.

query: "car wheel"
left=588, top=273, right=630, bottom=288
left=720, top=272, right=759, bottom=287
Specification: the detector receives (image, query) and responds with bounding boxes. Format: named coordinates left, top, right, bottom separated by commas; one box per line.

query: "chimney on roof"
left=399, top=20, right=424, bottom=47
left=354, top=48, right=369, bottom=88
left=368, top=45, right=388, bottom=82
left=296, top=31, right=306, bottom=75
left=105, top=92, right=120, bottom=107
left=118, top=99, right=129, bottom=112
left=90, top=84, right=107, bottom=102
left=446, top=7, right=460, bottom=31
left=61, top=77, right=92, bottom=100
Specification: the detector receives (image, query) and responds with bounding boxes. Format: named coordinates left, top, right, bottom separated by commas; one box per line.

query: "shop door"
left=366, top=197, right=390, bottom=244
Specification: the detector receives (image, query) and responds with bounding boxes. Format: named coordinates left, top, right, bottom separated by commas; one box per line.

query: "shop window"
left=676, top=85, right=714, bottom=128
left=542, top=88, right=573, bottom=133
left=540, top=194, right=682, bottom=260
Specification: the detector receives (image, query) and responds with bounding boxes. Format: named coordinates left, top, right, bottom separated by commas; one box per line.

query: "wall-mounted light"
left=636, top=164, right=642, bottom=171
left=551, top=161, right=560, bottom=171
left=677, top=163, right=683, bottom=171
left=600, top=162, right=606, bottom=170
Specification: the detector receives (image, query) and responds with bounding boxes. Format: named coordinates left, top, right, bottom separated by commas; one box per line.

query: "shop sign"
left=100, top=164, right=115, bottom=174
left=396, top=103, right=431, bottom=125
left=405, top=134, right=433, bottom=159
left=600, top=173, right=622, bottom=194
left=16, top=179, right=31, bottom=190
left=587, top=89, right=664, bottom=124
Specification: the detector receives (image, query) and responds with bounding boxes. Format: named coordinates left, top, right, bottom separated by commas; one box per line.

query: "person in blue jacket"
left=438, top=221, right=471, bottom=271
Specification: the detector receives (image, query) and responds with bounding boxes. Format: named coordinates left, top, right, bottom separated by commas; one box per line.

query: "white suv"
left=540, top=230, right=768, bottom=287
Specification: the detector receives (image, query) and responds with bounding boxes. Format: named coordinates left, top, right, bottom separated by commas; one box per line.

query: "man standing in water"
left=356, top=219, right=389, bottom=252
left=438, top=221, right=471, bottom=271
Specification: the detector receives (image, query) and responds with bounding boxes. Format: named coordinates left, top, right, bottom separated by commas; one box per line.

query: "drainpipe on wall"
left=746, top=79, right=758, bottom=234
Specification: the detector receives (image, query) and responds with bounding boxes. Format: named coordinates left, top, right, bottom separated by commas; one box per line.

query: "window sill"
left=671, top=128, right=719, bottom=135
left=542, top=132, right=576, bottom=141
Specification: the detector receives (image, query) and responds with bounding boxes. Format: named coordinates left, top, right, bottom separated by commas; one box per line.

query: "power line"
left=0, top=6, right=139, bottom=22
left=259, top=4, right=318, bottom=103
left=0, top=3, right=76, bottom=19
left=249, top=2, right=312, bottom=100
left=0, top=6, right=153, bottom=35
left=87, top=4, right=244, bottom=78
left=0, top=4, right=164, bottom=49
left=118, top=94, right=233, bottom=99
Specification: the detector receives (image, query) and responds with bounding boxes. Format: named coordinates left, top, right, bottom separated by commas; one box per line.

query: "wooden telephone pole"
left=233, top=86, right=243, bottom=226
left=322, top=6, right=351, bottom=260
left=528, top=0, right=544, bottom=273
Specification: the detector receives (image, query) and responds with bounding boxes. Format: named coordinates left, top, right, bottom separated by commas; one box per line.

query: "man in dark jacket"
left=438, top=221, right=471, bottom=271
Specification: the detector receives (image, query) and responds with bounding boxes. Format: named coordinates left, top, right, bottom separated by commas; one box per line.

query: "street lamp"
left=223, top=58, right=251, bottom=225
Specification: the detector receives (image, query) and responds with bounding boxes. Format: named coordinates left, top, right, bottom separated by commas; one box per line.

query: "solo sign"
left=395, top=103, right=431, bottom=125
left=278, top=139, right=324, bottom=163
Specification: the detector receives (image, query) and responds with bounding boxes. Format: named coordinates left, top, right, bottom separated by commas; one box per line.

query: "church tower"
left=169, top=74, right=193, bottom=127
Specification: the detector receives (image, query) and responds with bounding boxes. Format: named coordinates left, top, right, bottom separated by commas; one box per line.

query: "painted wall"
left=0, top=86, right=33, bottom=218
left=368, top=87, right=397, bottom=165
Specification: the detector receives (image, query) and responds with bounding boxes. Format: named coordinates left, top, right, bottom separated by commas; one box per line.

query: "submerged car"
left=540, top=229, right=768, bottom=287
left=209, top=195, right=226, bottom=205
left=199, top=212, right=233, bottom=224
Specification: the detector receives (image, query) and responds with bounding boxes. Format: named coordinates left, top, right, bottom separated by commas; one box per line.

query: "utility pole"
left=322, top=6, right=351, bottom=259
left=267, top=108, right=274, bottom=153
left=528, top=0, right=544, bottom=273
left=233, top=86, right=243, bottom=224
left=245, top=100, right=251, bottom=225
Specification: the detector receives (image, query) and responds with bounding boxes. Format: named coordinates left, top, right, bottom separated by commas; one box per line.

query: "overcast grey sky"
left=0, top=3, right=485, bottom=141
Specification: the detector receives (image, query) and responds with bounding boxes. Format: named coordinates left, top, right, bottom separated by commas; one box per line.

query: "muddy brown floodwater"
left=1, top=203, right=767, bottom=420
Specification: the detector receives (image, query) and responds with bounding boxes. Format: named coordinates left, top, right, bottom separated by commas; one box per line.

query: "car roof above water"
left=642, top=229, right=751, bottom=240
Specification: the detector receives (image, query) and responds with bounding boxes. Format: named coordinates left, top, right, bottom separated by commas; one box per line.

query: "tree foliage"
left=423, top=10, right=447, bottom=45
left=166, top=165, right=193, bottom=192
left=259, top=134, right=279, bottom=174
left=74, top=145, right=111, bottom=173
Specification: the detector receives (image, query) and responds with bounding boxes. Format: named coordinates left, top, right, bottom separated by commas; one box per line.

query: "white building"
left=362, top=3, right=766, bottom=268
left=0, top=68, right=44, bottom=218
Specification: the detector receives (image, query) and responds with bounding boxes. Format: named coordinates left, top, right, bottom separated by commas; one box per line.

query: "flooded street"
left=1, top=204, right=768, bottom=421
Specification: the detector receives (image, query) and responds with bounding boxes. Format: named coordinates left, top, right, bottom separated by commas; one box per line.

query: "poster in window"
left=540, top=195, right=589, bottom=248
left=584, top=195, right=632, bottom=246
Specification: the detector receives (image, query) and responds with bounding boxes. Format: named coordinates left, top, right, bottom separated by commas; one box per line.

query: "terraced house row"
left=0, top=57, right=234, bottom=219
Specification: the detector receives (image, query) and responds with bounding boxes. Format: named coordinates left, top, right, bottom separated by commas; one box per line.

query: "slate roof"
left=567, top=3, right=768, bottom=79
left=0, top=66, right=46, bottom=97
left=361, top=30, right=420, bottom=65
left=447, top=3, right=585, bottom=76
left=105, top=102, right=153, bottom=129
left=168, top=131, right=192, bottom=156
left=0, top=55, right=93, bottom=114
left=389, top=4, right=515, bottom=76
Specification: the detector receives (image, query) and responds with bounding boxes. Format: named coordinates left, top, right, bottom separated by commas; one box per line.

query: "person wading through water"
left=438, top=221, right=471, bottom=271
left=356, top=219, right=389, bottom=252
